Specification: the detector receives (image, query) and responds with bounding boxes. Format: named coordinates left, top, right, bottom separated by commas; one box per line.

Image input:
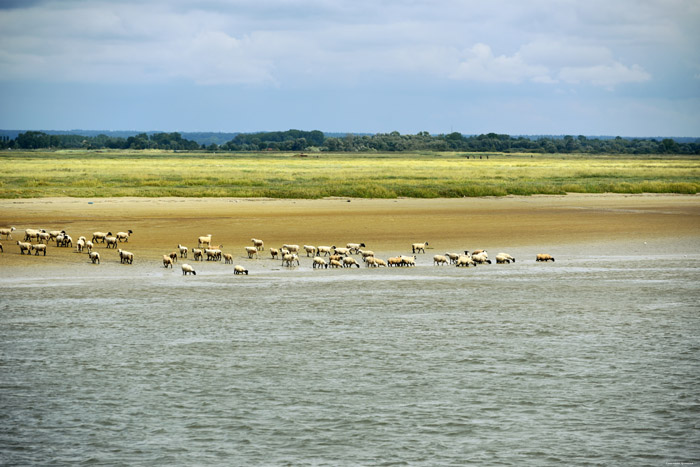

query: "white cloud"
left=559, top=63, right=651, bottom=88
left=449, top=43, right=552, bottom=84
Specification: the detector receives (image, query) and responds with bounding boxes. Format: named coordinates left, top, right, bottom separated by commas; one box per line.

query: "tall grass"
left=0, top=150, right=698, bottom=198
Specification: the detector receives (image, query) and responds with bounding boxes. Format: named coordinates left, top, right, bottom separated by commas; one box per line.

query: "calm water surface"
left=1, top=253, right=699, bottom=465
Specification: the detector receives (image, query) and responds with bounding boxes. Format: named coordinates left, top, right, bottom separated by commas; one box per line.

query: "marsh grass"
left=0, top=150, right=698, bottom=198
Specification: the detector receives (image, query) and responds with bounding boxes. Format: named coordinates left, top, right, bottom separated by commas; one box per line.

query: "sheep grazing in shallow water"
left=343, top=256, right=360, bottom=268
left=181, top=264, right=196, bottom=275
left=433, top=254, right=449, bottom=266
left=251, top=238, right=264, bottom=251
left=317, top=246, right=332, bottom=256
left=536, top=253, right=555, bottom=262
left=387, top=256, right=402, bottom=267
left=365, top=256, right=386, bottom=268
left=412, top=242, right=429, bottom=253
left=282, top=253, right=300, bottom=267
left=89, top=251, right=100, bottom=264
left=0, top=226, right=16, bottom=239
left=346, top=242, right=366, bottom=254
left=234, top=265, right=249, bottom=275
left=445, top=252, right=460, bottom=264
left=178, top=244, right=188, bottom=258
left=359, top=250, right=375, bottom=261
left=329, top=259, right=342, bottom=268
left=400, top=255, right=416, bottom=267
left=332, top=246, right=351, bottom=256
left=471, top=252, right=491, bottom=264
left=496, top=253, right=515, bottom=264
left=455, top=255, right=476, bottom=267
left=313, top=257, right=328, bottom=269
left=245, top=246, right=259, bottom=259
left=169, top=252, right=178, bottom=263
left=163, top=255, right=174, bottom=268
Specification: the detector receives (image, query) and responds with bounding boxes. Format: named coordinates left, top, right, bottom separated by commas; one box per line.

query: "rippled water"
left=1, top=253, right=699, bottom=465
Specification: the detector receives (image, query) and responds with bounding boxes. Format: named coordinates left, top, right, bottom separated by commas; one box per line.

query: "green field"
left=1, top=150, right=698, bottom=198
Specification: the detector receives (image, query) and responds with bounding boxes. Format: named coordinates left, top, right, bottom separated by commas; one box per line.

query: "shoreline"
left=1, top=194, right=699, bottom=269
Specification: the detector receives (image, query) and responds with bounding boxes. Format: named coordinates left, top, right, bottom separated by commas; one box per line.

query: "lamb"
left=496, top=253, right=515, bottom=264
left=245, top=246, right=259, bottom=259
left=181, top=263, right=196, bottom=275
left=192, top=249, right=204, bottom=261
left=343, top=256, right=360, bottom=268
left=472, top=252, right=491, bottom=264
left=433, top=254, right=449, bottom=266
left=303, top=245, right=317, bottom=257
left=0, top=226, right=16, bottom=239
left=92, top=231, right=111, bottom=243
left=282, top=253, right=300, bottom=267
left=234, top=265, right=249, bottom=275
left=316, top=246, right=333, bottom=256
left=251, top=238, right=264, bottom=251
left=17, top=241, right=32, bottom=255
left=76, top=238, right=85, bottom=253
left=116, top=230, right=133, bottom=242
left=346, top=242, right=366, bottom=254
left=223, top=253, right=234, bottom=264
left=163, top=255, right=174, bottom=268
left=118, top=249, right=134, bottom=264
left=89, top=251, right=100, bottom=264
left=412, top=242, right=429, bottom=253
left=329, top=259, right=343, bottom=268
left=85, top=240, right=94, bottom=254
left=536, top=253, right=555, bottom=262
left=178, top=244, right=188, bottom=258
left=269, top=248, right=279, bottom=259
left=445, top=252, right=461, bottom=264
left=197, top=234, right=212, bottom=248
left=400, top=255, right=416, bottom=267
left=312, top=257, right=328, bottom=269
left=455, top=255, right=476, bottom=267
left=31, top=243, right=47, bottom=256
left=105, top=236, right=118, bottom=249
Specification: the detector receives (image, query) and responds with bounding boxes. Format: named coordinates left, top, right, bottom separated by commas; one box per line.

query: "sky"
left=0, top=0, right=699, bottom=136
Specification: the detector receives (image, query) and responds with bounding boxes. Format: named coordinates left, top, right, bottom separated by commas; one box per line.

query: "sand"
left=1, top=194, right=698, bottom=267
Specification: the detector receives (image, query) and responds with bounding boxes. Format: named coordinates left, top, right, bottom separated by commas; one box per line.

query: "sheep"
left=105, top=236, right=118, bottom=249
left=346, top=242, right=366, bottom=254
left=205, top=248, right=222, bottom=261
left=17, top=241, right=32, bottom=255
left=181, top=264, right=196, bottom=275
left=85, top=240, right=94, bottom=253
left=59, top=234, right=73, bottom=248
left=400, top=255, right=416, bottom=267
left=251, top=238, right=264, bottom=250
left=89, top=251, right=100, bottom=264
left=472, top=252, right=491, bottom=264
left=312, top=257, right=328, bottom=269
left=169, top=252, right=178, bottom=263
left=343, top=256, right=360, bottom=268
left=118, top=249, right=134, bottom=264
left=163, top=255, right=174, bottom=268
left=178, top=244, right=188, bottom=258
left=536, top=253, right=555, bottom=262
left=92, top=231, right=111, bottom=243
left=279, top=247, right=290, bottom=257
left=455, top=255, right=476, bottom=267
left=332, top=246, right=351, bottom=256
left=48, top=230, right=64, bottom=241
left=269, top=248, right=280, bottom=259
left=445, top=252, right=461, bottom=264
left=192, top=248, right=204, bottom=261
left=470, top=249, right=487, bottom=257
left=76, top=238, right=85, bottom=253
left=0, top=226, right=16, bottom=239
left=282, top=244, right=300, bottom=254
left=328, top=254, right=343, bottom=263
left=433, top=254, right=449, bottom=266
left=223, top=253, right=234, bottom=264
left=387, top=256, right=403, bottom=267
left=412, top=242, right=429, bottom=253
left=496, top=253, right=515, bottom=264
left=303, top=245, right=317, bottom=257
left=116, top=230, right=133, bottom=242
left=329, top=259, right=343, bottom=268
left=234, top=265, right=249, bottom=275
left=373, top=258, right=388, bottom=267
left=0, top=242, right=3, bottom=253
left=282, top=253, right=300, bottom=267
left=197, top=234, right=212, bottom=248
left=245, top=246, right=259, bottom=259
left=365, top=257, right=384, bottom=267
left=317, top=246, right=333, bottom=256
left=37, top=231, right=51, bottom=243
left=31, top=243, right=47, bottom=256
left=24, top=229, right=43, bottom=242
left=359, top=250, right=375, bottom=261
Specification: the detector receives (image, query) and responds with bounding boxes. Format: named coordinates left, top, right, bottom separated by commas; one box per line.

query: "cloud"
left=559, top=63, right=651, bottom=88
left=449, top=43, right=553, bottom=84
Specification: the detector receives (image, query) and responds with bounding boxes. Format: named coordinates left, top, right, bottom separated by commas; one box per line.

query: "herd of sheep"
left=0, top=226, right=556, bottom=276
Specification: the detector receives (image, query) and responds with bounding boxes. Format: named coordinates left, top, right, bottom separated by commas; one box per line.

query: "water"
left=1, top=254, right=699, bottom=465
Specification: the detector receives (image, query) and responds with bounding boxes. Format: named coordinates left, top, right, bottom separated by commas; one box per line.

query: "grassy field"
left=0, top=150, right=698, bottom=198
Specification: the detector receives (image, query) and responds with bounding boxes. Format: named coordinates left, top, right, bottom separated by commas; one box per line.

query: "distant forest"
left=2, top=129, right=699, bottom=154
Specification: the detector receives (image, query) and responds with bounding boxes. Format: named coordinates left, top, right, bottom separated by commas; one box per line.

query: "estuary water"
left=1, top=252, right=699, bottom=465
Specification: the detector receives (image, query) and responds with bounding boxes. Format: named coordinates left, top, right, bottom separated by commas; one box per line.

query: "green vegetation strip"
left=0, top=150, right=698, bottom=198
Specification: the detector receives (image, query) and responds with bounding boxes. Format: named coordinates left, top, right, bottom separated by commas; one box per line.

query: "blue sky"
left=1, top=0, right=698, bottom=136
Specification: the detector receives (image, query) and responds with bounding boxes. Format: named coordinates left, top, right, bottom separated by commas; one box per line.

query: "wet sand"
left=1, top=194, right=699, bottom=267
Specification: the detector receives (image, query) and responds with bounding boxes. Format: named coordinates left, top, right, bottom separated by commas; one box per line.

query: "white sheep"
left=198, top=234, right=212, bottom=248
left=245, top=246, right=259, bottom=259
left=332, top=246, right=351, bottom=256
left=85, top=240, right=94, bottom=253
left=118, top=249, right=134, bottom=264
left=0, top=226, right=16, bottom=239
left=48, top=230, right=64, bottom=241
left=205, top=248, right=222, bottom=261
left=282, top=253, right=299, bottom=267
left=470, top=249, right=487, bottom=257
left=60, top=234, right=73, bottom=248
left=192, top=248, right=204, bottom=261
left=76, top=238, right=85, bottom=253
left=234, top=265, right=249, bottom=275
left=387, top=256, right=403, bottom=267
left=400, top=255, right=416, bottom=267
left=303, top=245, right=317, bottom=257
left=472, top=252, right=491, bottom=264
left=17, top=241, right=32, bottom=255
left=31, top=243, right=47, bottom=256
left=359, top=250, right=375, bottom=261
left=455, top=255, right=476, bottom=267
left=92, top=231, right=111, bottom=243
left=178, top=244, right=188, bottom=258
left=282, top=244, right=300, bottom=253
left=445, top=252, right=460, bottom=264
left=163, top=255, right=174, bottom=268
left=343, top=256, right=360, bottom=268
left=317, top=246, right=332, bottom=256
left=24, top=229, right=43, bottom=242
left=181, top=263, right=196, bottom=275
left=329, top=259, right=343, bottom=268
left=251, top=238, right=264, bottom=250
left=269, top=247, right=279, bottom=259
left=412, top=242, right=429, bottom=253
left=536, top=253, right=555, bottom=262
left=496, top=253, right=515, bottom=264
left=89, top=251, right=100, bottom=264
left=37, top=231, right=51, bottom=243
left=433, top=254, right=449, bottom=266
left=346, top=242, right=366, bottom=254
left=365, top=256, right=381, bottom=267
left=105, top=236, right=118, bottom=249
left=116, top=230, right=133, bottom=242
left=223, top=253, right=234, bottom=264
left=312, top=257, right=328, bottom=269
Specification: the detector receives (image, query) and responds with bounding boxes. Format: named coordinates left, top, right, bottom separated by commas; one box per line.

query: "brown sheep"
left=536, top=254, right=555, bottom=262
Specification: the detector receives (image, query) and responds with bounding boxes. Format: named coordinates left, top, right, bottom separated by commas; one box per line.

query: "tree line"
left=3, top=130, right=699, bottom=155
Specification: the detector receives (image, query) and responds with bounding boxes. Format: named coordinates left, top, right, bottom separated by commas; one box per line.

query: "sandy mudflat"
left=1, top=194, right=699, bottom=268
